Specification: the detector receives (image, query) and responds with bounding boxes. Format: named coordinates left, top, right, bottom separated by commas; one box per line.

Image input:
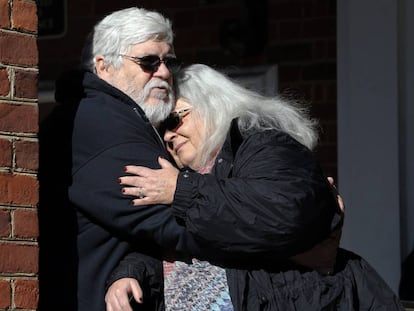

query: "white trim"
left=337, top=0, right=411, bottom=295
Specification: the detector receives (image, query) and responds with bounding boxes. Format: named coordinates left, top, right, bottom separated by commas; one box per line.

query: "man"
left=66, top=7, right=201, bottom=310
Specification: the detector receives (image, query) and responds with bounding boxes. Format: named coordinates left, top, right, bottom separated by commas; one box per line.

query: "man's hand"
left=105, top=278, right=143, bottom=311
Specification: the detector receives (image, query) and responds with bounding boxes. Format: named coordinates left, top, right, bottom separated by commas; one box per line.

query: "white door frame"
left=337, top=0, right=414, bottom=295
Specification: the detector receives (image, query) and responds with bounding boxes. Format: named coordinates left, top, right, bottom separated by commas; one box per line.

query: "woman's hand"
left=105, top=278, right=143, bottom=311
left=120, top=157, right=179, bottom=205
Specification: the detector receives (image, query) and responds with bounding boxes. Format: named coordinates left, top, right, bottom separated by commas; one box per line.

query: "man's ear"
left=94, top=55, right=110, bottom=78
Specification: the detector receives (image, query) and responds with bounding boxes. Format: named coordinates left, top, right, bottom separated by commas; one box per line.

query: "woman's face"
left=163, top=98, right=205, bottom=169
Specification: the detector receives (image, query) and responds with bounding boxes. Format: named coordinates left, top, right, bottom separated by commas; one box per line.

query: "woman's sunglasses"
left=161, top=108, right=192, bottom=131
left=120, top=54, right=182, bottom=74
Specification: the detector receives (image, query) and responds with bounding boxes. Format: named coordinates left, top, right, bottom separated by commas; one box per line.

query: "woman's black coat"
left=109, top=118, right=403, bottom=310
left=73, top=71, right=400, bottom=310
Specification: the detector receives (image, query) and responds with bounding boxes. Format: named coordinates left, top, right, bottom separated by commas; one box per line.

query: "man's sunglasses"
left=120, top=54, right=182, bottom=74
left=161, top=108, right=192, bottom=131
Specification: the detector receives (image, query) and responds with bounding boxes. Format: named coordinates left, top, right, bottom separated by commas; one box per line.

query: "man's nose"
left=154, top=62, right=171, bottom=79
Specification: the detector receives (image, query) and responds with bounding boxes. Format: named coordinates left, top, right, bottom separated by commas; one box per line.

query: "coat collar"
left=83, top=70, right=149, bottom=122
left=213, top=118, right=243, bottom=178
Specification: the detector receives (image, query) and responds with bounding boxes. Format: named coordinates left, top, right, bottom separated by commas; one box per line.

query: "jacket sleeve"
left=106, top=251, right=164, bottom=302
left=172, top=130, right=342, bottom=259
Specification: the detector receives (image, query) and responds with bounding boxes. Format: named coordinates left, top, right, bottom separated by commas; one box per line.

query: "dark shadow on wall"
left=38, top=70, right=84, bottom=311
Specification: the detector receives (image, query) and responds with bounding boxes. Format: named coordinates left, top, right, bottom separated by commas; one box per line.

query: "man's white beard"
left=131, top=80, right=175, bottom=127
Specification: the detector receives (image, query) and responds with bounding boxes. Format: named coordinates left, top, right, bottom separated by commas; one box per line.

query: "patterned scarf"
left=163, top=152, right=233, bottom=310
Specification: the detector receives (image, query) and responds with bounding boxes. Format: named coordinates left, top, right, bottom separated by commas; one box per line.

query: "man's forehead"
left=128, top=40, right=174, bottom=55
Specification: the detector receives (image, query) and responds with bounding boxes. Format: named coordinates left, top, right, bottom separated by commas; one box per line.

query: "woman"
left=106, top=64, right=403, bottom=311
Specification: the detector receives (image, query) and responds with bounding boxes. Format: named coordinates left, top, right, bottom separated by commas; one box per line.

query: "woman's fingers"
left=326, top=176, right=345, bottom=213
left=158, top=156, right=174, bottom=168
left=119, top=176, right=143, bottom=187
left=120, top=161, right=179, bottom=205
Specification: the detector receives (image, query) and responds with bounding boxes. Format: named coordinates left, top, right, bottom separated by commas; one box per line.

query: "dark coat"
left=68, top=71, right=201, bottom=311
left=110, top=119, right=403, bottom=310
left=173, top=122, right=340, bottom=261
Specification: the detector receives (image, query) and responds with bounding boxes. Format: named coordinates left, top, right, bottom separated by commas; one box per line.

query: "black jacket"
left=110, top=120, right=403, bottom=310
left=172, top=122, right=339, bottom=261
left=69, top=71, right=202, bottom=311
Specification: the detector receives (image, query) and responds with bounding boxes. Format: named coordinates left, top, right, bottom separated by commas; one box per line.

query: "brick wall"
left=0, top=0, right=39, bottom=310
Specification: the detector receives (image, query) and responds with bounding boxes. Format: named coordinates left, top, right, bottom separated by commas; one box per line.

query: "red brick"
left=302, top=62, right=336, bottom=81
left=0, top=102, right=38, bottom=133
left=14, top=278, right=39, bottom=309
left=278, top=65, right=303, bottom=83
left=0, top=279, right=11, bottom=308
left=326, top=82, right=336, bottom=101
left=0, top=242, right=38, bottom=273
left=14, top=70, right=38, bottom=99
left=303, top=17, right=336, bottom=38
left=312, top=101, right=336, bottom=120
left=12, top=0, right=37, bottom=33
left=68, top=1, right=94, bottom=15
left=308, top=0, right=336, bottom=18
left=0, top=0, right=10, bottom=29
left=315, top=142, right=337, bottom=164
left=326, top=40, right=336, bottom=59
left=0, top=32, right=38, bottom=66
left=15, top=140, right=39, bottom=170
left=269, top=2, right=306, bottom=19
left=196, top=7, right=237, bottom=27
left=313, top=41, right=327, bottom=59
left=0, top=68, right=10, bottom=96
left=14, top=209, right=38, bottom=239
left=0, top=138, right=11, bottom=167
left=278, top=20, right=303, bottom=40
left=0, top=209, right=10, bottom=237
left=318, top=120, right=337, bottom=143
left=0, top=173, right=39, bottom=206
left=313, top=83, right=325, bottom=101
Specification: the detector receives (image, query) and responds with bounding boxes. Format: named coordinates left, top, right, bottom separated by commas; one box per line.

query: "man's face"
left=96, top=40, right=175, bottom=125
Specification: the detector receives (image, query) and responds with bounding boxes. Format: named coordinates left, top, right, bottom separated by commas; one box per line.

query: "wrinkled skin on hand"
left=119, top=157, right=179, bottom=206
left=105, top=278, right=143, bottom=311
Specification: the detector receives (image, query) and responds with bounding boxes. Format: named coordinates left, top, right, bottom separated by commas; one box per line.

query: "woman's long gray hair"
left=81, top=7, right=174, bottom=72
left=174, top=64, right=319, bottom=167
